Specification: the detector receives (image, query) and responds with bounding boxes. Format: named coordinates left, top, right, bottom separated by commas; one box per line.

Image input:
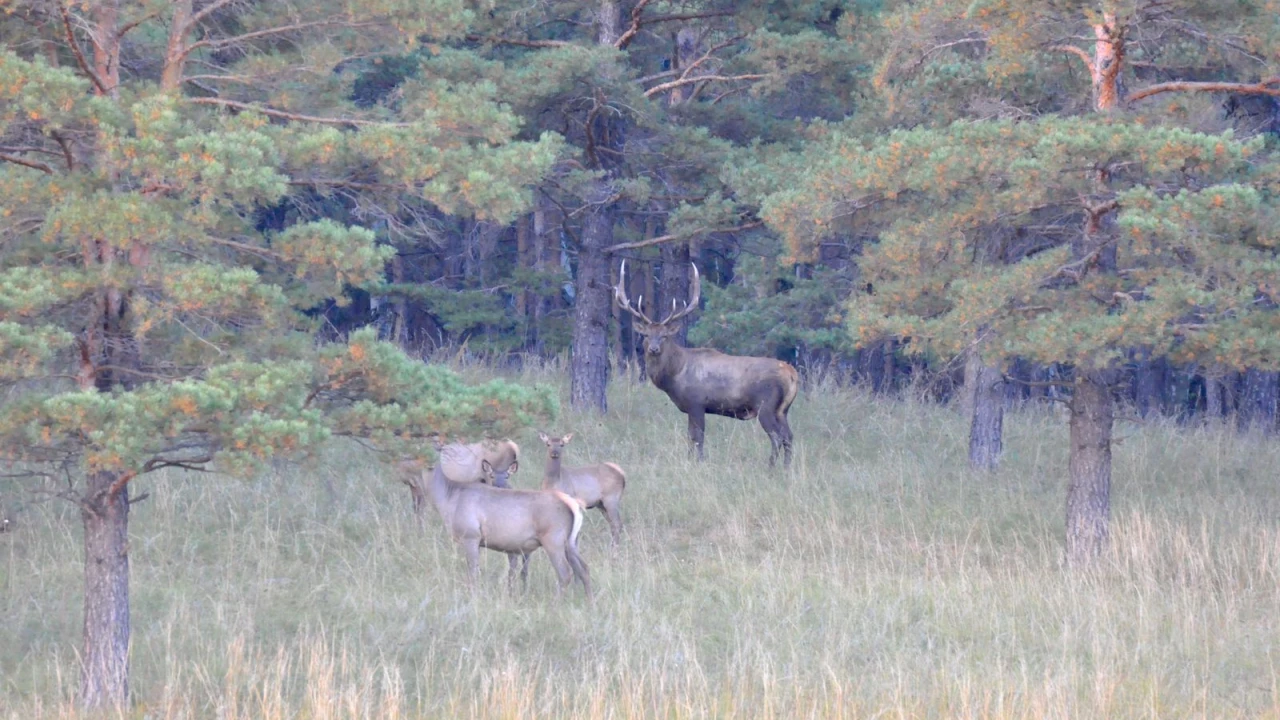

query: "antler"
left=614, top=260, right=657, bottom=325
left=658, top=263, right=701, bottom=325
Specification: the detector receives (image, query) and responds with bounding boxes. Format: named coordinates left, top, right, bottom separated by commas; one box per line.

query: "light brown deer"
left=401, top=440, right=519, bottom=526
left=407, top=460, right=592, bottom=598
left=440, top=439, right=520, bottom=488
left=538, top=432, right=627, bottom=547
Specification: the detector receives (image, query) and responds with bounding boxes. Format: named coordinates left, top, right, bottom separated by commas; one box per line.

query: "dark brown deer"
left=537, top=432, right=627, bottom=547
left=404, top=460, right=592, bottom=598
left=615, top=262, right=800, bottom=467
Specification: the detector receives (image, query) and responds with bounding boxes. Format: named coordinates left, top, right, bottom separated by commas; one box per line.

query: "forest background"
left=1, top=0, right=1280, bottom=716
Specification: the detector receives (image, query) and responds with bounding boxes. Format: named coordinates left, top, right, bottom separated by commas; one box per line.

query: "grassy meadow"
left=3, top=361, right=1280, bottom=718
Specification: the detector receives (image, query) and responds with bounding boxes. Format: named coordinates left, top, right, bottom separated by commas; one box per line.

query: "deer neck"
left=425, top=463, right=456, bottom=519
left=542, top=455, right=562, bottom=489
left=649, top=341, right=686, bottom=389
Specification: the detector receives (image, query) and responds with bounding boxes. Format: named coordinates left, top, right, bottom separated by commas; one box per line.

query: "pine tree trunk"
left=79, top=470, right=131, bottom=709
left=610, top=254, right=627, bottom=379
left=516, top=214, right=531, bottom=350
left=966, top=350, right=1004, bottom=471
left=570, top=193, right=613, bottom=413
left=1204, top=366, right=1224, bottom=423
left=1239, top=369, right=1279, bottom=433
left=532, top=197, right=552, bottom=355
left=638, top=260, right=655, bottom=382
left=660, top=240, right=692, bottom=345
left=1134, top=356, right=1167, bottom=417
left=1066, top=374, right=1113, bottom=566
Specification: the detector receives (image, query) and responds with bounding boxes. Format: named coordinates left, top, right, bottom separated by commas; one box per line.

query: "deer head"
left=538, top=431, right=574, bottom=460
left=614, top=261, right=701, bottom=357
left=480, top=459, right=517, bottom=488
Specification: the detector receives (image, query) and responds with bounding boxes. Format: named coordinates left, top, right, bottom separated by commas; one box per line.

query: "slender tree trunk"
left=660, top=240, right=692, bottom=345
left=1066, top=374, right=1113, bottom=566
left=1238, top=369, right=1279, bottom=433
left=1204, top=365, right=1224, bottom=423
left=610, top=254, right=627, bottom=379
left=516, top=213, right=531, bottom=350
left=568, top=0, right=627, bottom=410
left=1090, top=14, right=1124, bottom=112
left=1134, top=356, right=1167, bottom=418
left=638, top=259, right=655, bottom=382
left=389, top=254, right=407, bottom=348
left=532, top=196, right=552, bottom=355
left=570, top=194, right=614, bottom=412
left=669, top=26, right=707, bottom=105
left=966, top=348, right=1004, bottom=471
left=160, top=0, right=191, bottom=92
left=79, top=470, right=131, bottom=709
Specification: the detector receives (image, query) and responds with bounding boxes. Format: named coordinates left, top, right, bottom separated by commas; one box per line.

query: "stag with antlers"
left=615, top=262, right=799, bottom=467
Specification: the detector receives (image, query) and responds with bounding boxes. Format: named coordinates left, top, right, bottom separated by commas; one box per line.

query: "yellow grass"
left=3, top=362, right=1280, bottom=718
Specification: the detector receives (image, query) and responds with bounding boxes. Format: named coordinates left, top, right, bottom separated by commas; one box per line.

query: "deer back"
left=448, top=482, right=575, bottom=553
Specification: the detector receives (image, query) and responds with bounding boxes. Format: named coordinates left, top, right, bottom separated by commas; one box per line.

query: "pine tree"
left=441, top=0, right=859, bottom=408
left=753, top=0, right=1280, bottom=564
left=0, top=2, right=558, bottom=707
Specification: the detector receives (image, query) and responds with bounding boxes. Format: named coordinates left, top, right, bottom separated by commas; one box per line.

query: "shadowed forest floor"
left=3, top=363, right=1280, bottom=718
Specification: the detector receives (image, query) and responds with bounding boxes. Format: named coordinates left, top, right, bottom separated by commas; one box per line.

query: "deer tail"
left=603, top=462, right=627, bottom=488
left=552, top=490, right=584, bottom=546
left=778, top=362, right=800, bottom=416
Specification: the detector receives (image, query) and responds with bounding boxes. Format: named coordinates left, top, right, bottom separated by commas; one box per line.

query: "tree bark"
left=531, top=195, right=554, bottom=355
left=1066, top=374, right=1113, bottom=566
left=79, top=470, right=131, bottom=709
left=966, top=348, right=1004, bottom=471
left=660, top=240, right=692, bottom=345
left=1203, top=365, right=1225, bottom=423
left=1238, top=369, right=1279, bottom=433
left=570, top=194, right=614, bottom=412
left=1133, top=355, right=1167, bottom=418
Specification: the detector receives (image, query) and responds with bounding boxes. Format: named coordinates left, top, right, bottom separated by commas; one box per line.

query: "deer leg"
left=565, top=542, right=593, bottom=601
left=505, top=553, right=524, bottom=594
left=778, top=412, right=794, bottom=467
left=687, top=408, right=706, bottom=461
left=601, top=496, right=623, bottom=549
left=544, top=543, right=574, bottom=596
left=758, top=410, right=782, bottom=468
left=461, top=538, right=482, bottom=591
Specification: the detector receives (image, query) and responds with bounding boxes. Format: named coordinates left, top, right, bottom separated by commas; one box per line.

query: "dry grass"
left=3, top=362, right=1280, bottom=718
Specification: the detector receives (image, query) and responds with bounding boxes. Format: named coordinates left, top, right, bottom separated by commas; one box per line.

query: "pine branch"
left=1128, top=77, right=1280, bottom=103
left=613, top=0, right=655, bottom=51
left=464, top=34, right=572, bottom=49
left=0, top=153, right=54, bottom=174
left=603, top=221, right=762, bottom=253
left=188, top=97, right=409, bottom=127
left=643, top=73, right=766, bottom=98
left=58, top=2, right=109, bottom=95
left=183, top=19, right=372, bottom=56
left=182, top=0, right=240, bottom=34
left=1052, top=43, right=1095, bottom=74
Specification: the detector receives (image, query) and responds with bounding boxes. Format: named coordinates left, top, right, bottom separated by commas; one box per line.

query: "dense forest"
left=1, top=0, right=1279, bottom=712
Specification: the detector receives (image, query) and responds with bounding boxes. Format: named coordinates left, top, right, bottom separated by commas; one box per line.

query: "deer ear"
left=562, top=432, right=574, bottom=444
left=538, top=431, right=549, bottom=444
left=481, top=459, right=493, bottom=473
left=508, top=461, right=518, bottom=474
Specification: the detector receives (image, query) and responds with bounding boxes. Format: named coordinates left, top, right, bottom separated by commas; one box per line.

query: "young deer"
left=538, top=432, right=627, bottom=547
left=410, top=460, right=592, bottom=598
left=440, top=439, right=520, bottom=487
left=401, top=440, right=518, bottom=527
